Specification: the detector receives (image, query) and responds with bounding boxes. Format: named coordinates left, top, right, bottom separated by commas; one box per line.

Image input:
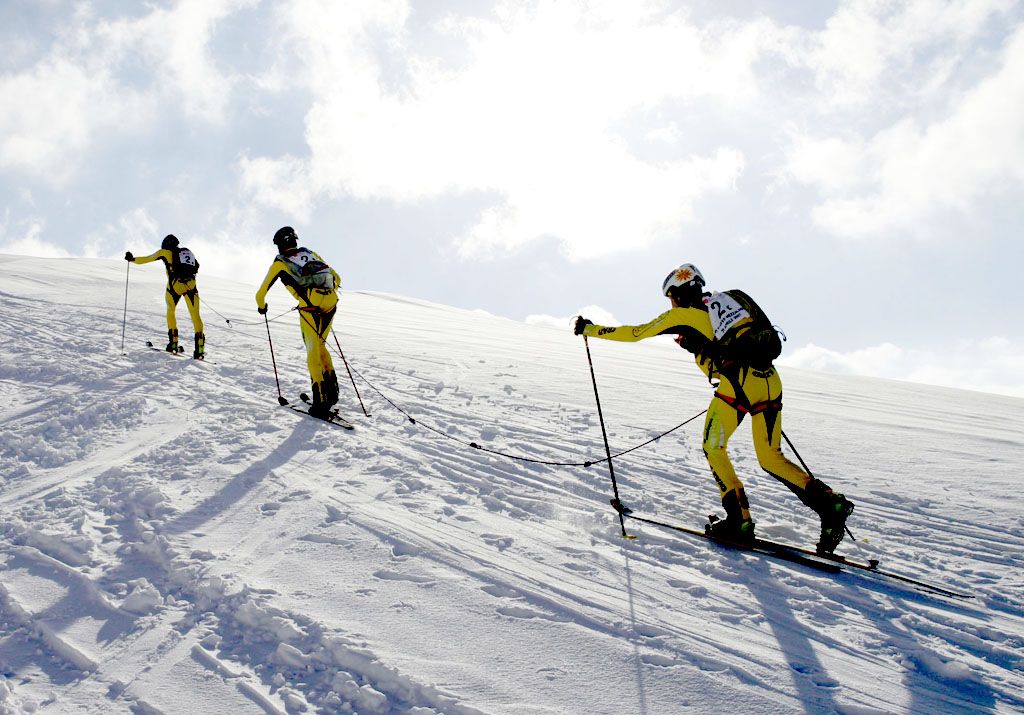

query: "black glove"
left=124, top=251, right=134, bottom=262
left=257, top=305, right=268, bottom=315
left=573, top=316, right=593, bottom=336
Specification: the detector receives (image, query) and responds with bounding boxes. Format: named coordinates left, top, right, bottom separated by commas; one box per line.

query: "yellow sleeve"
left=582, top=307, right=712, bottom=342
left=584, top=307, right=717, bottom=377
left=133, top=249, right=172, bottom=265
left=255, top=261, right=286, bottom=309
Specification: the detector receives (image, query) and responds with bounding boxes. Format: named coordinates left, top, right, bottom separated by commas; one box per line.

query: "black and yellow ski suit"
left=255, top=249, right=341, bottom=407
left=131, top=248, right=204, bottom=349
left=582, top=304, right=836, bottom=523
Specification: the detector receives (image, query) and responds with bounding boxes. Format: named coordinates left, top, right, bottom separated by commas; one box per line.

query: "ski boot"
left=706, top=514, right=756, bottom=546
left=816, top=493, right=855, bottom=555
left=193, top=331, right=205, bottom=360
left=323, top=369, right=339, bottom=407
left=165, top=328, right=179, bottom=353
left=307, top=403, right=332, bottom=420
left=307, top=382, right=332, bottom=420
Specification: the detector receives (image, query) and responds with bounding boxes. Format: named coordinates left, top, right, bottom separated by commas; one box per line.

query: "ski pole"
left=782, top=429, right=855, bottom=541
left=332, top=331, right=369, bottom=417
left=263, top=312, right=288, bottom=406
left=582, top=335, right=630, bottom=538
left=120, top=260, right=131, bottom=354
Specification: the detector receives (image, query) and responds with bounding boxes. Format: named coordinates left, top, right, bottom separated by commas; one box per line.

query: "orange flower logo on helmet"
left=675, top=268, right=693, bottom=282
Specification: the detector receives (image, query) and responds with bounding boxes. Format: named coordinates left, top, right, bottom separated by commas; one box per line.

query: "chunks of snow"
left=120, top=579, right=162, bottom=614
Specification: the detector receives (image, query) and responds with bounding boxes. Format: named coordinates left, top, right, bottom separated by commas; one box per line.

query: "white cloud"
left=169, top=235, right=272, bottom=286
left=782, top=8, right=1024, bottom=239
left=780, top=342, right=904, bottom=375
left=0, top=219, right=72, bottom=258
left=0, top=0, right=250, bottom=183
left=47, top=185, right=284, bottom=290
left=454, top=147, right=744, bottom=261
left=107, top=0, right=254, bottom=122
left=238, top=154, right=316, bottom=220
left=119, top=208, right=161, bottom=244
left=780, top=339, right=1024, bottom=397
left=0, top=56, right=152, bottom=183
left=802, top=0, right=1014, bottom=108
left=525, top=304, right=620, bottom=331
left=85, top=207, right=160, bottom=257
left=242, top=0, right=767, bottom=260
left=82, top=206, right=268, bottom=286
left=783, top=133, right=872, bottom=195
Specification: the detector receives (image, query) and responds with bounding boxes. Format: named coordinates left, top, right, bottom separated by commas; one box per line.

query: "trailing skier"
left=574, top=263, right=854, bottom=554
left=255, top=226, right=342, bottom=419
left=126, top=234, right=205, bottom=359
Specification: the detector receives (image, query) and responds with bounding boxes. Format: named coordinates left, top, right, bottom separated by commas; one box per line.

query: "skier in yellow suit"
left=574, top=263, right=854, bottom=554
left=255, top=226, right=341, bottom=418
left=125, top=234, right=205, bottom=359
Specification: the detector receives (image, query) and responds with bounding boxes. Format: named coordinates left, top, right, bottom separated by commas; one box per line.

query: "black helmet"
left=161, top=234, right=179, bottom=250
left=273, top=226, right=298, bottom=251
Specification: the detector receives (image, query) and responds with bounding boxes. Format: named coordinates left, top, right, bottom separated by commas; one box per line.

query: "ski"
left=280, top=394, right=354, bottom=430
left=611, top=501, right=972, bottom=600
left=146, top=340, right=184, bottom=354
left=621, top=509, right=840, bottom=574
left=284, top=405, right=352, bottom=429
left=145, top=340, right=212, bottom=362
left=299, top=393, right=354, bottom=426
left=286, top=405, right=355, bottom=430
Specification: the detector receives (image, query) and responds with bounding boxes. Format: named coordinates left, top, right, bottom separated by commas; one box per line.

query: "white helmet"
left=661, top=263, right=705, bottom=297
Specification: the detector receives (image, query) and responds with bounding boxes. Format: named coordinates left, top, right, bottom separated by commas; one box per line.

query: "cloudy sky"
left=2, top=0, right=1023, bottom=396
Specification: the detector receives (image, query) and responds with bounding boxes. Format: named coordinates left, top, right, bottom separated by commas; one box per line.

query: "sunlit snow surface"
left=1, top=255, right=1022, bottom=714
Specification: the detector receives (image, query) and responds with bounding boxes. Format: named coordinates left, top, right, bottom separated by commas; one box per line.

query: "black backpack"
left=172, top=247, right=200, bottom=280
left=712, top=289, right=784, bottom=368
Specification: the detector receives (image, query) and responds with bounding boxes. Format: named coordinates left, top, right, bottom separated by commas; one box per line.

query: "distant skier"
left=125, top=234, right=205, bottom=359
left=574, top=263, right=854, bottom=554
left=255, top=226, right=341, bottom=418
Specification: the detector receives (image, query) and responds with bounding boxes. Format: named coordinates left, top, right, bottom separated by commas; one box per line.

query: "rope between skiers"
left=142, top=292, right=712, bottom=467
left=204, top=298, right=295, bottom=331
left=148, top=282, right=808, bottom=484
left=338, top=350, right=708, bottom=468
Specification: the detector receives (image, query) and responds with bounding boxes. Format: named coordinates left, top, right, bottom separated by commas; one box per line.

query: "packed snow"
left=1, top=254, right=1022, bottom=714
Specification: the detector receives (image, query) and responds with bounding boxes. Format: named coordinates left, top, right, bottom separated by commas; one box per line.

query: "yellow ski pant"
left=702, top=366, right=811, bottom=520
left=297, top=289, right=338, bottom=399
left=166, top=279, right=204, bottom=334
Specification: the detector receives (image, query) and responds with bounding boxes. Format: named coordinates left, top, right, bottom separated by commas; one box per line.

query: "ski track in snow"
left=1, top=256, right=1023, bottom=714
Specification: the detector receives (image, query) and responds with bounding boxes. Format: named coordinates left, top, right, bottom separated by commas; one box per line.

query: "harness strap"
left=298, top=305, right=337, bottom=340
left=714, top=391, right=782, bottom=415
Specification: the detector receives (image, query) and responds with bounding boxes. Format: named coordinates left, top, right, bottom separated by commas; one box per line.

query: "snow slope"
left=1, top=254, right=1022, bottom=714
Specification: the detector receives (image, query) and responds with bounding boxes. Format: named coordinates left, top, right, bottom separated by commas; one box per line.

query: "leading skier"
left=574, top=263, right=854, bottom=554
left=125, top=234, right=205, bottom=359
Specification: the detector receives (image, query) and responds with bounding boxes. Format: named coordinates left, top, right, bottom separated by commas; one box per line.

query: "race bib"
left=285, top=249, right=311, bottom=267
left=705, top=291, right=749, bottom=340
left=177, top=248, right=197, bottom=266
